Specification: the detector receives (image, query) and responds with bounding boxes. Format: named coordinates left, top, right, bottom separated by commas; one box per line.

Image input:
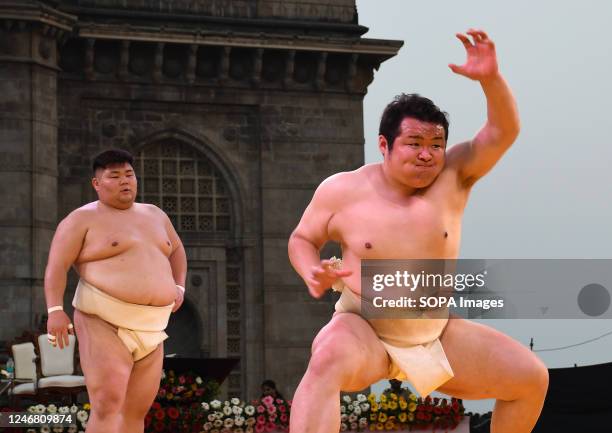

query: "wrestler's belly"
left=75, top=250, right=177, bottom=306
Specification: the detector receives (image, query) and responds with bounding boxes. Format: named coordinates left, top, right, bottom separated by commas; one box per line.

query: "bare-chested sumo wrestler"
left=288, top=30, right=548, bottom=433
left=44, top=149, right=187, bottom=433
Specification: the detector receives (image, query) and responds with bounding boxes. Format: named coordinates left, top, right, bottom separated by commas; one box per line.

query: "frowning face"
left=379, top=117, right=446, bottom=189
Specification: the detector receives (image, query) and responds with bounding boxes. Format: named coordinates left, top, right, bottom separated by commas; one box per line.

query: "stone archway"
left=134, top=135, right=245, bottom=397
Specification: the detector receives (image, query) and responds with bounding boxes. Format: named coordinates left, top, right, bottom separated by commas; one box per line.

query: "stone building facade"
left=0, top=0, right=401, bottom=399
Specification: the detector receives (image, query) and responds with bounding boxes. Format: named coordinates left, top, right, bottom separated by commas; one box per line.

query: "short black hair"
left=261, top=379, right=277, bottom=389
left=379, top=94, right=449, bottom=151
left=92, top=149, right=134, bottom=174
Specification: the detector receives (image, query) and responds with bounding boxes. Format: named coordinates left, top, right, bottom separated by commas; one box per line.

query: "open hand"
left=449, top=29, right=499, bottom=82
left=47, top=310, right=74, bottom=349
left=306, top=259, right=353, bottom=299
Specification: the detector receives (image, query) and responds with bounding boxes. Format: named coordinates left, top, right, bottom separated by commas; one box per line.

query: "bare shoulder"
left=314, top=166, right=369, bottom=206
left=63, top=201, right=98, bottom=226
left=136, top=202, right=170, bottom=221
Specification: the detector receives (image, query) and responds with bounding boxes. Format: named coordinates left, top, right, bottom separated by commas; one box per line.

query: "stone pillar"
left=0, top=3, right=76, bottom=341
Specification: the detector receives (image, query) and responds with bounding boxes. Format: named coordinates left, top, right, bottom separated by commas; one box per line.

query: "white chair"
left=8, top=342, right=38, bottom=405
left=34, top=334, right=86, bottom=403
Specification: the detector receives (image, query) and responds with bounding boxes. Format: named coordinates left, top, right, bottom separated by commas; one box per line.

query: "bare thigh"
left=123, top=344, right=164, bottom=416
left=73, top=310, right=133, bottom=402
left=436, top=316, right=547, bottom=400
left=310, top=312, right=391, bottom=392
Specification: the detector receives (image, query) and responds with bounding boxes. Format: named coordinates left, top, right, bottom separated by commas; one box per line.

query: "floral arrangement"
left=23, top=403, right=90, bottom=433
left=156, top=369, right=219, bottom=405
left=340, top=393, right=464, bottom=431
left=199, top=395, right=291, bottom=433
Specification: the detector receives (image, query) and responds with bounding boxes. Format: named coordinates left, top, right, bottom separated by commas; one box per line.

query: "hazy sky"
left=356, top=0, right=612, bottom=411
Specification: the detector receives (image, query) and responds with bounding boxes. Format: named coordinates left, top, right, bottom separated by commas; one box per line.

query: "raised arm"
left=288, top=174, right=352, bottom=299
left=44, top=211, right=88, bottom=348
left=447, top=29, right=520, bottom=185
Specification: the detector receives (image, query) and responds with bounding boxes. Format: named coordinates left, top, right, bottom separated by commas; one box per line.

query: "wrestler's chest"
left=85, top=218, right=172, bottom=255
left=333, top=198, right=461, bottom=258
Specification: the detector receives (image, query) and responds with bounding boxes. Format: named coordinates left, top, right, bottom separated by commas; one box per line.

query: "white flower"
left=224, top=400, right=230, bottom=406
left=59, top=406, right=70, bottom=414
left=47, top=404, right=57, bottom=414
left=36, top=404, right=46, bottom=414
left=360, top=403, right=370, bottom=412
left=340, top=405, right=346, bottom=413
left=223, top=418, right=234, bottom=428
left=211, top=430, right=219, bottom=433
left=340, top=423, right=348, bottom=431
left=232, top=406, right=243, bottom=416
left=246, top=427, right=254, bottom=433
left=359, top=417, right=368, bottom=425
left=202, top=402, right=210, bottom=411
left=348, top=414, right=358, bottom=423
left=340, top=414, right=348, bottom=422
left=213, top=419, right=223, bottom=428
left=234, top=429, right=244, bottom=433
left=27, top=406, right=36, bottom=413
left=234, top=416, right=245, bottom=426
left=214, top=411, right=223, bottom=420
left=223, top=405, right=232, bottom=416
left=195, top=376, right=203, bottom=385
left=26, top=429, right=36, bottom=433
left=67, top=425, right=78, bottom=433
left=76, top=410, right=88, bottom=423
left=81, top=421, right=87, bottom=429
left=161, top=369, right=166, bottom=379
left=347, top=404, right=354, bottom=411
left=52, top=427, right=64, bottom=433
left=350, top=422, right=358, bottom=430
left=70, top=405, right=78, bottom=414
left=208, top=414, right=216, bottom=422
left=203, top=422, right=213, bottom=431
left=244, top=405, right=255, bottom=416
left=353, top=406, right=362, bottom=415
left=357, top=394, right=367, bottom=402
left=230, top=397, right=240, bottom=405
left=40, top=427, right=50, bottom=433
left=245, top=417, right=256, bottom=426
left=210, top=400, right=222, bottom=409
left=342, top=395, right=351, bottom=404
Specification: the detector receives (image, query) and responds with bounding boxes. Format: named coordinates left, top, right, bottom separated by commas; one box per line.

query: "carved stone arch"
left=132, top=128, right=245, bottom=239
left=132, top=129, right=247, bottom=396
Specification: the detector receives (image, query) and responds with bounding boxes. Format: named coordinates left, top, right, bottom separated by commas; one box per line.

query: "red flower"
left=151, top=402, right=161, bottom=410
left=433, top=407, right=442, bottom=415
left=417, top=404, right=425, bottom=411
left=276, top=398, right=284, bottom=404
left=167, top=407, right=180, bottom=420
left=266, top=421, right=276, bottom=431
left=443, top=406, right=451, bottom=414
left=154, top=421, right=165, bottom=431
left=255, top=425, right=265, bottom=433
left=280, top=414, right=288, bottom=423
left=178, top=376, right=186, bottom=385
left=154, top=409, right=165, bottom=420
left=452, top=401, right=460, bottom=412
left=278, top=405, right=287, bottom=413
left=257, top=415, right=266, bottom=424
left=145, top=414, right=152, bottom=427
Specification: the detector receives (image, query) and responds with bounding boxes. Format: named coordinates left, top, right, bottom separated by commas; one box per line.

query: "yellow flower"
left=408, top=402, right=417, bottom=412
left=380, top=403, right=388, bottom=411
left=166, top=393, right=174, bottom=400
left=376, top=422, right=384, bottom=431
left=407, top=413, right=415, bottom=422
left=399, top=400, right=408, bottom=410
left=380, top=394, right=387, bottom=403
left=370, top=403, right=378, bottom=412
left=368, top=393, right=377, bottom=402
left=378, top=413, right=387, bottom=423
left=370, top=413, right=377, bottom=421
left=389, top=393, right=398, bottom=401
left=83, top=404, right=91, bottom=410
left=191, top=384, right=197, bottom=390
left=388, top=401, right=398, bottom=410
left=409, top=393, right=417, bottom=402
left=398, top=413, right=407, bottom=422
left=385, top=421, right=394, bottom=430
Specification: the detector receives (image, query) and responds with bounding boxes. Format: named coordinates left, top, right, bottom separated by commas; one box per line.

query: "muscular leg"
left=436, top=317, right=549, bottom=433
left=290, top=312, right=391, bottom=433
left=121, top=344, right=164, bottom=433
left=73, top=310, right=133, bottom=433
